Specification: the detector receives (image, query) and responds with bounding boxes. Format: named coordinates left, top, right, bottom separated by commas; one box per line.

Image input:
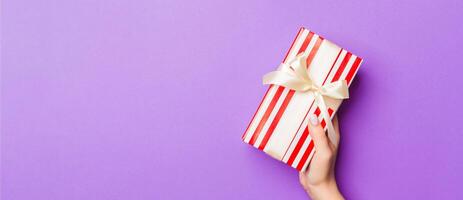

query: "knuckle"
left=299, top=178, right=306, bottom=186
left=320, top=150, right=334, bottom=160
left=315, top=127, right=324, bottom=134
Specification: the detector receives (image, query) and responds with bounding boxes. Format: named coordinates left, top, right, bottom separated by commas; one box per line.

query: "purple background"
left=2, top=0, right=463, bottom=199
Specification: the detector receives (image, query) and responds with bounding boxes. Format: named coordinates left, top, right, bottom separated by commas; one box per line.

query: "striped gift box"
left=242, top=27, right=362, bottom=171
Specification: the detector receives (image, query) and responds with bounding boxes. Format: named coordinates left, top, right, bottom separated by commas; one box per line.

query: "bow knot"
left=262, top=52, right=349, bottom=145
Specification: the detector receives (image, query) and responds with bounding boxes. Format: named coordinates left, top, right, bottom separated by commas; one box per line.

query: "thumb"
left=308, top=114, right=331, bottom=153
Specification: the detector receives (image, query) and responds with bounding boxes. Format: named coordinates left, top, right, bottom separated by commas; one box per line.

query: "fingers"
left=308, top=114, right=331, bottom=153
left=299, top=171, right=310, bottom=190
left=299, top=171, right=307, bottom=184
left=331, top=115, right=340, bottom=148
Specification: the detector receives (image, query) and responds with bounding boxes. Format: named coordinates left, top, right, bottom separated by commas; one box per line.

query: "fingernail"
left=309, top=114, right=319, bottom=126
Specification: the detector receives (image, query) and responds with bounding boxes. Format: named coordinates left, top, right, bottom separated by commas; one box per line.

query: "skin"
left=299, top=114, right=344, bottom=200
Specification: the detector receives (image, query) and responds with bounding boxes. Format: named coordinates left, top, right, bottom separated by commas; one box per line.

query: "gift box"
left=242, top=27, right=362, bottom=171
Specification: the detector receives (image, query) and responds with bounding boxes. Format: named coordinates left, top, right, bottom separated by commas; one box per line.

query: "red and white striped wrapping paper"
left=242, top=27, right=363, bottom=171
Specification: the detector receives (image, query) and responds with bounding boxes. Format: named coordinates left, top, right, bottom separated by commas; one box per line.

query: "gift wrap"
left=242, top=27, right=363, bottom=171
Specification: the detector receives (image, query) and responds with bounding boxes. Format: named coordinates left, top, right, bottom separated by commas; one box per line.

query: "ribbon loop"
left=262, top=52, right=350, bottom=145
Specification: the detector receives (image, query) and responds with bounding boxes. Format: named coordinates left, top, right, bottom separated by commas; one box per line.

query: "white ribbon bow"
left=262, top=52, right=349, bottom=145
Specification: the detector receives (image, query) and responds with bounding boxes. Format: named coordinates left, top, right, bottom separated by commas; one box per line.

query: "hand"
left=299, top=114, right=344, bottom=200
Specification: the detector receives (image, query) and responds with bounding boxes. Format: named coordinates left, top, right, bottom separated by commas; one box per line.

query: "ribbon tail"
left=315, top=94, right=338, bottom=146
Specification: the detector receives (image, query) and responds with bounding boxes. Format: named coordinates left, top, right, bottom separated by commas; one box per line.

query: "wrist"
left=305, top=179, right=344, bottom=200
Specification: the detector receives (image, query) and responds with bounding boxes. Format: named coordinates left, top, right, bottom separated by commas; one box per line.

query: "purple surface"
left=2, top=0, right=463, bottom=199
